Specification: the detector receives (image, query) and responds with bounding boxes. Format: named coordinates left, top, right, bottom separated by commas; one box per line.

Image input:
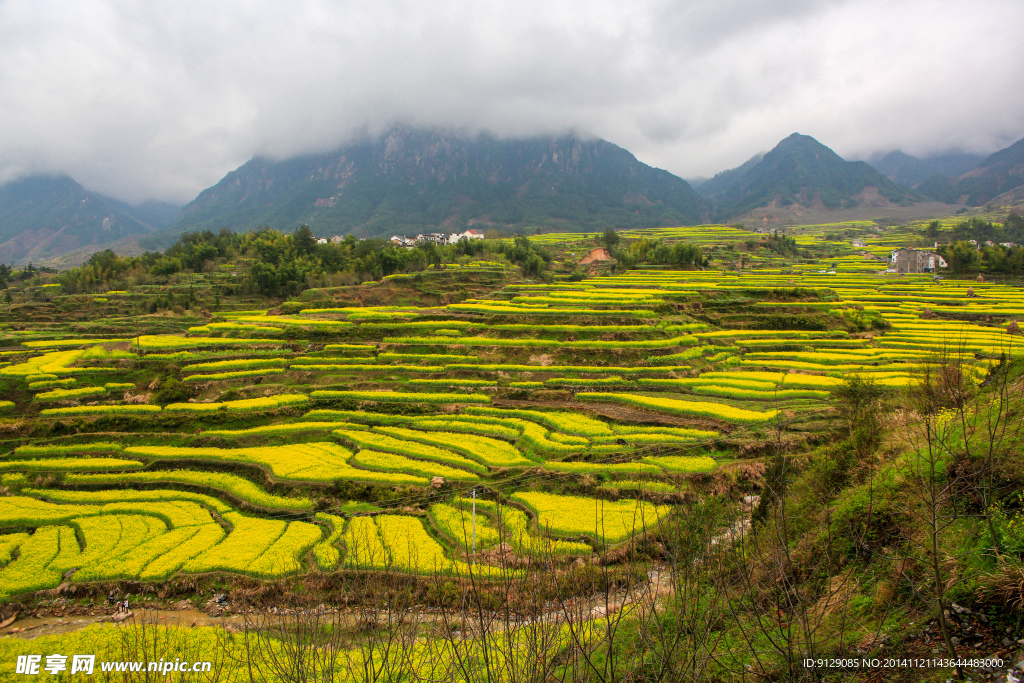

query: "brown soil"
left=579, top=248, right=613, bottom=264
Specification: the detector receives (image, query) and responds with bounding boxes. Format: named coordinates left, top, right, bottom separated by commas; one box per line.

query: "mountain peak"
left=769, top=133, right=843, bottom=160
left=779, top=132, right=820, bottom=145
left=698, top=133, right=919, bottom=220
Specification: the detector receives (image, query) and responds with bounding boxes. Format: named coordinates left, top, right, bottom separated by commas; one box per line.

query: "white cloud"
left=0, top=0, right=1021, bottom=203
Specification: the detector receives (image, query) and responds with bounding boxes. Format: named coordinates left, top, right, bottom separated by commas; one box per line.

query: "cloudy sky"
left=1, top=0, right=1022, bottom=204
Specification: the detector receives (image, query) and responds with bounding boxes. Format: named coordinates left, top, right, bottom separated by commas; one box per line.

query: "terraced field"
left=0, top=225, right=1021, bottom=601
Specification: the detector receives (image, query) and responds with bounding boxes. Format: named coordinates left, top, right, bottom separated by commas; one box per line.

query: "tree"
left=523, top=253, right=545, bottom=277
left=293, top=224, right=318, bottom=256
left=186, top=242, right=219, bottom=271
left=735, top=408, right=856, bottom=681
left=764, top=230, right=798, bottom=257
left=601, top=228, right=620, bottom=249
left=831, top=374, right=886, bottom=460
left=898, top=350, right=986, bottom=681
left=939, top=241, right=980, bottom=272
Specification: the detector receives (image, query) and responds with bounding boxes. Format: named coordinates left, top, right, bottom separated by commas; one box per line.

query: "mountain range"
left=2, top=128, right=1024, bottom=265
left=866, top=150, right=984, bottom=188
left=158, top=128, right=706, bottom=245
left=914, top=137, right=1024, bottom=205
left=0, top=175, right=179, bottom=264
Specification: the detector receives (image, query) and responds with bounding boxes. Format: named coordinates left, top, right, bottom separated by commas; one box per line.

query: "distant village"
left=387, top=229, right=485, bottom=247
left=313, top=229, right=485, bottom=248
left=753, top=228, right=1010, bottom=275
left=312, top=225, right=1023, bottom=276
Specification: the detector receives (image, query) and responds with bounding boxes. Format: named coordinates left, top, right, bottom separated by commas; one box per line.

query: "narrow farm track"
left=0, top=564, right=679, bottom=641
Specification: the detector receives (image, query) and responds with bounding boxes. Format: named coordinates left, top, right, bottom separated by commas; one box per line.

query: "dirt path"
left=0, top=565, right=678, bottom=641
left=0, top=609, right=248, bottom=640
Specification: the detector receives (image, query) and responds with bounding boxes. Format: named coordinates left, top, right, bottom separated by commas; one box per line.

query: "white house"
left=447, top=229, right=485, bottom=244
left=414, top=233, right=447, bottom=245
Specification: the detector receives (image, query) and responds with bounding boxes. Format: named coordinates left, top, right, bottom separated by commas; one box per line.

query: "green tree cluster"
left=607, top=234, right=707, bottom=270
left=763, top=229, right=798, bottom=257
left=57, top=225, right=552, bottom=297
